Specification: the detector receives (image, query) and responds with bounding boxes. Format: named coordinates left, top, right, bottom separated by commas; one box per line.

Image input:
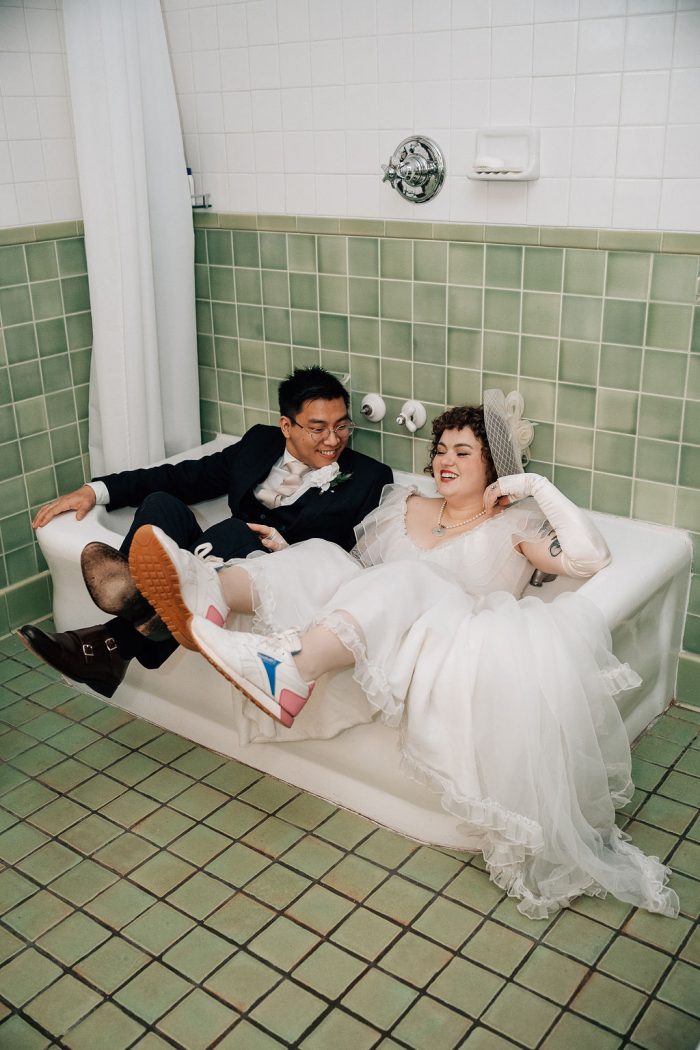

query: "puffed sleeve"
left=351, top=484, right=416, bottom=567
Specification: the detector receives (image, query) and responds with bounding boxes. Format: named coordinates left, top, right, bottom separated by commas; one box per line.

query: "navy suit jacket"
left=95, top=425, right=393, bottom=553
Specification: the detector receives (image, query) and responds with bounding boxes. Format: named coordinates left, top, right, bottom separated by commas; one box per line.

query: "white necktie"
left=257, top=460, right=310, bottom=509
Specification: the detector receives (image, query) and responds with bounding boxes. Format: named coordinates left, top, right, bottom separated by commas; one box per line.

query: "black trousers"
left=107, top=492, right=266, bottom=669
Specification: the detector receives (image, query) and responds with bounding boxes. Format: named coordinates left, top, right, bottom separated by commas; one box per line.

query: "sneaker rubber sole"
left=128, top=526, right=200, bottom=651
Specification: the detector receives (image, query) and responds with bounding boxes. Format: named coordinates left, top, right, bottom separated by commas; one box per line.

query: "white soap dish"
left=468, top=128, right=539, bottom=181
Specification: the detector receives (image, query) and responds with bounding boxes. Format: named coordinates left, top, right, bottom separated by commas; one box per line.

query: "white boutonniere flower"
left=314, top=462, right=340, bottom=493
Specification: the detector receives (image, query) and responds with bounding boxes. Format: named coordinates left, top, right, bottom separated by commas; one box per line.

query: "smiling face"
left=280, top=397, right=351, bottom=470
left=432, top=427, right=491, bottom=499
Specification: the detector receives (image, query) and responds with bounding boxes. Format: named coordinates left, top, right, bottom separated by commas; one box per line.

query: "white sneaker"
left=129, top=526, right=228, bottom=651
left=190, top=617, right=314, bottom=727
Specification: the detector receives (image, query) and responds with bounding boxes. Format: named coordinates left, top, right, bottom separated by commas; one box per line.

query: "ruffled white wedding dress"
left=233, top=485, right=679, bottom=919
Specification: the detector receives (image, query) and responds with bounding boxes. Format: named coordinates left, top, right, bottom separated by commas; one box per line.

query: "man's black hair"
left=278, top=366, right=349, bottom=419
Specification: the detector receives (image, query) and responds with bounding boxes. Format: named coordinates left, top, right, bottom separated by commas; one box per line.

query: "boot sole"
left=128, top=527, right=198, bottom=651
left=190, top=620, right=293, bottom=728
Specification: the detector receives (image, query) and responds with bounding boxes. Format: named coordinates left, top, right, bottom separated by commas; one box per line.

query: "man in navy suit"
left=19, top=367, right=393, bottom=697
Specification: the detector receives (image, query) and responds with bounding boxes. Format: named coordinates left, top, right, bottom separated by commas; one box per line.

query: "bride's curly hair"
left=424, top=405, right=497, bottom=486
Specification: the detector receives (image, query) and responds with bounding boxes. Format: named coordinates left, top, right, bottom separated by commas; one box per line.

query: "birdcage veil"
left=483, top=389, right=534, bottom=478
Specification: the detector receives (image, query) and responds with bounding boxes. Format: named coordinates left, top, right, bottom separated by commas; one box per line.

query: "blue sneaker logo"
left=259, top=652, right=280, bottom=694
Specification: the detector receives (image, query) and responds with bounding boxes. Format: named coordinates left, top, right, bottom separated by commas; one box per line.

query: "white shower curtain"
left=63, top=0, right=200, bottom=475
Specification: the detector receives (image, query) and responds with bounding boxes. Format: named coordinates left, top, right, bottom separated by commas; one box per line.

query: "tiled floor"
left=0, top=630, right=698, bottom=1050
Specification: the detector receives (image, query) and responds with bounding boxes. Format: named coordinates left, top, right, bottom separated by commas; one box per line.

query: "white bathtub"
left=36, top=436, right=692, bottom=848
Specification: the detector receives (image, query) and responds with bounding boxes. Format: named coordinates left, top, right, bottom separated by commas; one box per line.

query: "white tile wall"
left=0, top=0, right=79, bottom=227
left=2, top=0, right=700, bottom=230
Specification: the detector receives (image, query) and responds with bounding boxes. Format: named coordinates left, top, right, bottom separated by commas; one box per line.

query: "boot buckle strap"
left=105, top=637, right=118, bottom=652
left=82, top=643, right=94, bottom=658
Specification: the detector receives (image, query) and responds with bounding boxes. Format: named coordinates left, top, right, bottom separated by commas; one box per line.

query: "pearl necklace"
left=431, top=500, right=488, bottom=536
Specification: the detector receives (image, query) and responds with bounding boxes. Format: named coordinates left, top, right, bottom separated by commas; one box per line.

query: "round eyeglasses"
left=292, top=421, right=355, bottom=440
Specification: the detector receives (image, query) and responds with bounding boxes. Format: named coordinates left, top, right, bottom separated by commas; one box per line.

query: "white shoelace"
left=193, top=542, right=225, bottom=567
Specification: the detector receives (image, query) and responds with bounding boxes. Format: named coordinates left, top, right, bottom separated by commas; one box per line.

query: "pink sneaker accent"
left=279, top=682, right=315, bottom=717
left=206, top=605, right=225, bottom=627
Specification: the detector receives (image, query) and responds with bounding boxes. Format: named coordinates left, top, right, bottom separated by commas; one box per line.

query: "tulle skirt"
left=235, top=540, right=679, bottom=919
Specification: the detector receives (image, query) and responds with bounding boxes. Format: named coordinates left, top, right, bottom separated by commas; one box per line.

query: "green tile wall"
left=195, top=215, right=700, bottom=707
left=1, top=216, right=698, bottom=707
left=0, top=225, right=91, bottom=635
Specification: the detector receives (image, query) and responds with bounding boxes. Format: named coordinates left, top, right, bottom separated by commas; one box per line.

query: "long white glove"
left=496, top=473, right=611, bottom=579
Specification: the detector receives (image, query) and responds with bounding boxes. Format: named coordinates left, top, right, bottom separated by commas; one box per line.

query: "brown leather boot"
left=16, top=623, right=130, bottom=698
left=81, top=541, right=170, bottom=641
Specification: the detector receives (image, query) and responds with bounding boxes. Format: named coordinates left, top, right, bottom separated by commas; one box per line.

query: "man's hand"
left=32, top=484, right=97, bottom=528
left=247, top=522, right=289, bottom=551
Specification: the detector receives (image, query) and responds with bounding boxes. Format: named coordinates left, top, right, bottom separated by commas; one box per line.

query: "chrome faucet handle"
left=380, top=135, right=445, bottom=204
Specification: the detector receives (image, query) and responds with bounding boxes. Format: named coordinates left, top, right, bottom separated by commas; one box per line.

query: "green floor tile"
left=659, top=772, right=700, bottom=810
left=670, top=840, right=700, bottom=879
left=130, top=850, right=196, bottom=896
left=166, top=870, right=231, bottom=919
left=25, top=973, right=101, bottom=1036
left=544, top=911, right=614, bottom=964
left=0, top=1014, right=53, bottom=1049
left=204, top=951, right=280, bottom=1012
left=37, top=910, right=110, bottom=966
left=205, top=841, right=271, bottom=888
left=114, top=960, right=192, bottom=1024
left=356, top=828, right=419, bottom=869
left=28, top=795, right=90, bottom=834
left=598, top=935, right=671, bottom=992
left=168, top=823, right=229, bottom=866
left=330, top=907, right=401, bottom=961
left=68, top=772, right=126, bottom=809
left=515, top=944, right=588, bottom=1005
left=107, top=753, right=161, bottom=787
left=399, top=845, right=463, bottom=891
left=624, top=909, right=694, bottom=955
left=429, top=955, right=505, bottom=1017
left=461, top=919, right=532, bottom=976
left=205, top=797, right=265, bottom=838
left=283, top=834, right=344, bottom=879
left=625, top=821, right=678, bottom=862
left=315, top=808, right=375, bottom=849
left=133, top=805, right=195, bottom=846
left=0, top=947, right=62, bottom=1006
left=286, top=883, right=354, bottom=935
left=243, top=814, right=305, bottom=858
left=84, top=879, right=157, bottom=930
left=631, top=998, right=700, bottom=1050
left=61, top=1001, right=145, bottom=1050
left=217, top=1019, right=285, bottom=1049
left=249, top=914, right=320, bottom=970
left=300, top=1009, right=378, bottom=1050
left=9, top=742, right=64, bottom=776
left=4, top=888, right=72, bottom=939
left=50, top=857, right=118, bottom=905
left=680, top=925, right=700, bottom=966
left=16, top=839, right=81, bottom=881
left=413, top=896, right=482, bottom=950
left=241, top=776, right=299, bottom=814
left=251, top=979, right=327, bottom=1043
left=275, top=793, right=336, bottom=831
left=157, top=987, right=237, bottom=1050
left=122, top=901, right=194, bottom=954
left=0, top=820, right=47, bottom=862
left=99, top=789, right=160, bottom=828
left=394, top=995, right=472, bottom=1049
left=130, top=767, right=194, bottom=804
left=540, top=1011, right=623, bottom=1049
left=204, top=892, right=275, bottom=944
left=163, top=927, right=235, bottom=982
left=165, top=781, right=227, bottom=820
left=322, top=853, right=388, bottom=902
left=342, top=966, right=418, bottom=1029
left=74, top=937, right=150, bottom=994
left=443, top=865, right=504, bottom=913
left=482, top=983, right=560, bottom=1048
left=293, top=940, right=366, bottom=1001
left=94, top=831, right=158, bottom=875
left=571, top=971, right=646, bottom=1032
left=363, top=872, right=433, bottom=924
left=60, top=812, right=122, bottom=855
left=381, top=929, right=452, bottom=987
left=656, top=958, right=700, bottom=1017
left=0, top=926, right=24, bottom=965
left=0, top=866, right=42, bottom=909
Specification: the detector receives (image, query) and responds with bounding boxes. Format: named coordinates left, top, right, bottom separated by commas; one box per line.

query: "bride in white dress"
left=129, top=392, right=679, bottom=920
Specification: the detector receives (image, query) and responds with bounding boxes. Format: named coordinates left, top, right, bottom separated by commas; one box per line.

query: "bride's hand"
left=484, top=481, right=509, bottom=511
